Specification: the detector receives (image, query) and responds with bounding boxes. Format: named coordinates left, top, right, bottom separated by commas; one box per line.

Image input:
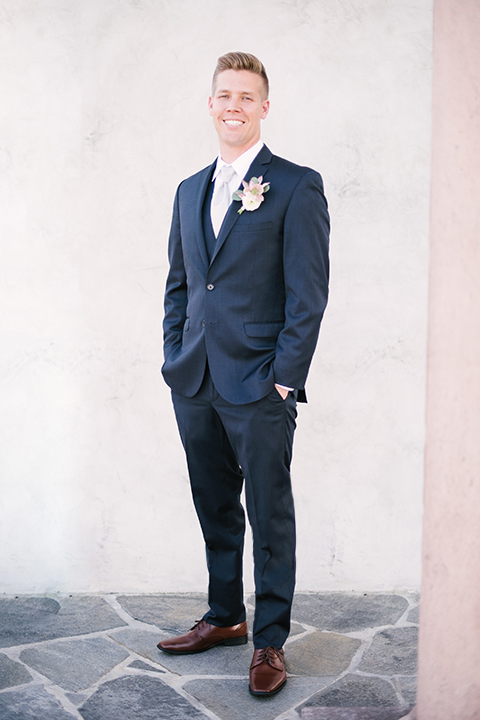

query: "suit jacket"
left=162, top=145, right=330, bottom=405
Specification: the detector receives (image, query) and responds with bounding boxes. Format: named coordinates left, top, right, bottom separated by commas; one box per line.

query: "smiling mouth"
left=223, top=120, right=244, bottom=126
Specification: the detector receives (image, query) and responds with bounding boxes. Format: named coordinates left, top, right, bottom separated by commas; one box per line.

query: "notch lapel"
left=210, top=145, right=273, bottom=265
left=194, top=162, right=216, bottom=271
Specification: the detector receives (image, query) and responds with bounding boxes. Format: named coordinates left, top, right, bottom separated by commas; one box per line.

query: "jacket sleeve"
left=273, top=169, right=330, bottom=390
left=163, top=186, right=187, bottom=362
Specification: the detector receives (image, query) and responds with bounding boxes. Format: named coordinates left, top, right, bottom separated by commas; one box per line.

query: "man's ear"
left=261, top=99, right=270, bottom=120
left=208, top=96, right=213, bottom=116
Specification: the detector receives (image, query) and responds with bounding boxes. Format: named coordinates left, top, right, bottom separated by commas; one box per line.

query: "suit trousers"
left=171, top=365, right=297, bottom=649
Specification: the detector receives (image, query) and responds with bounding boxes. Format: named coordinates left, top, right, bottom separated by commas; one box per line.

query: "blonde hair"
left=212, top=52, right=269, bottom=99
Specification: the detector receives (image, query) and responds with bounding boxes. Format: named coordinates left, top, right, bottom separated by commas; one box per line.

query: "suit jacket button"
left=206, top=283, right=214, bottom=291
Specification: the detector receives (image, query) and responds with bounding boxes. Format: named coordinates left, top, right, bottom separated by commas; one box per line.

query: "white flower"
left=240, top=190, right=264, bottom=212
left=232, top=176, right=270, bottom=215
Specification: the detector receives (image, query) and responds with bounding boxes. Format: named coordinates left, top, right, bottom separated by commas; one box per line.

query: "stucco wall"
left=417, top=0, right=480, bottom=715
left=0, top=0, right=431, bottom=593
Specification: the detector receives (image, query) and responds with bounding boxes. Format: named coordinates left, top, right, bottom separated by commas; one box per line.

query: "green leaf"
left=232, top=191, right=242, bottom=201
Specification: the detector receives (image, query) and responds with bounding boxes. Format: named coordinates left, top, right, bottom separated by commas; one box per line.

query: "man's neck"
left=217, top=139, right=264, bottom=172
left=219, top=139, right=261, bottom=165
left=221, top=152, right=240, bottom=164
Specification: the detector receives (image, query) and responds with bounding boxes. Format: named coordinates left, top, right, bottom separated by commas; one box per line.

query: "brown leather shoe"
left=249, top=646, right=287, bottom=696
left=157, top=619, right=248, bottom=655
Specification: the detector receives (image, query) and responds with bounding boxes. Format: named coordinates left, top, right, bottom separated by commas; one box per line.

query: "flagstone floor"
left=0, top=592, right=418, bottom=720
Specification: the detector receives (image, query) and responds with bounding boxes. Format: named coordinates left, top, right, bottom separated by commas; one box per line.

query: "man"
left=159, top=52, right=329, bottom=696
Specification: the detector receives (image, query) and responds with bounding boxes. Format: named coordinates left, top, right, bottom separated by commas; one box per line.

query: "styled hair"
left=212, top=52, right=269, bottom=99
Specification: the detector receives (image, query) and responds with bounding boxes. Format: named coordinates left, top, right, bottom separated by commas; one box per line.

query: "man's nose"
left=226, top=98, right=241, bottom=112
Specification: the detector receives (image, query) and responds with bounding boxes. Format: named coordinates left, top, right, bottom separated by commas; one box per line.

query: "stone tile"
left=301, top=709, right=412, bottom=720
left=116, top=594, right=209, bottom=633
left=407, top=606, right=420, bottom=624
left=156, top=641, right=252, bottom=676
left=0, top=684, right=76, bottom=719
left=394, top=676, right=417, bottom=706
left=359, top=627, right=418, bottom=675
left=79, top=675, right=208, bottom=719
left=128, top=659, right=165, bottom=673
left=292, top=594, right=408, bottom=633
left=66, top=692, right=89, bottom=707
left=287, top=631, right=361, bottom=676
left=109, top=628, right=172, bottom=666
left=0, top=652, right=33, bottom=690
left=110, top=626, right=252, bottom=675
left=185, top=677, right=331, bottom=720
left=299, top=675, right=400, bottom=709
left=290, top=621, right=306, bottom=637
left=0, top=596, right=127, bottom=648
left=20, top=637, right=129, bottom=692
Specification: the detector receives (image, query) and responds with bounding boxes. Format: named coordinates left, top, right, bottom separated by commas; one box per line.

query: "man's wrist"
left=274, top=383, right=293, bottom=400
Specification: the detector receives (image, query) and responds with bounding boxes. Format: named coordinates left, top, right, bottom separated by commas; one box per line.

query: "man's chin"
left=221, top=132, right=246, bottom=145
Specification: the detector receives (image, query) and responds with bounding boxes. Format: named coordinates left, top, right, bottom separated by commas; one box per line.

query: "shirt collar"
left=212, top=140, right=264, bottom=182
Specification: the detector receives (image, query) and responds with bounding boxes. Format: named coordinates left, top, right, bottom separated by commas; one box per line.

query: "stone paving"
left=0, top=592, right=418, bottom=720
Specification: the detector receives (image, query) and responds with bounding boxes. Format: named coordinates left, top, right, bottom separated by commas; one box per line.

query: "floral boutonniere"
left=232, top=176, right=270, bottom=214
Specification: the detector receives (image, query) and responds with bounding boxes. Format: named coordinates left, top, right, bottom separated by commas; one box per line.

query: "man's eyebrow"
left=215, top=88, right=257, bottom=95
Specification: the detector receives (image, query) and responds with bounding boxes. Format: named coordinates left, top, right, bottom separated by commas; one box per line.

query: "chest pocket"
left=233, top=220, right=274, bottom=234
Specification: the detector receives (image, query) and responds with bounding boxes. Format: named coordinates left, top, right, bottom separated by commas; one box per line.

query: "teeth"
left=224, top=120, right=243, bottom=126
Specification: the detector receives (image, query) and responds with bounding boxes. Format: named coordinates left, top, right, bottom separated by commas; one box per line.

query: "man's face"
left=208, top=70, right=269, bottom=158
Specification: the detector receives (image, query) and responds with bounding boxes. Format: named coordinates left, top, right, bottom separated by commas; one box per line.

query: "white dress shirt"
left=210, top=139, right=265, bottom=231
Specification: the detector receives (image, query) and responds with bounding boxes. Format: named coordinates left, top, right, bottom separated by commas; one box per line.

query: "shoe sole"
left=249, top=678, right=287, bottom=696
left=157, top=634, right=248, bottom=655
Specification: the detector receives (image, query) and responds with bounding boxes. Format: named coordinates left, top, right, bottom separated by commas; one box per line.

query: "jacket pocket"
left=234, top=220, right=274, bottom=233
left=244, top=321, right=284, bottom=337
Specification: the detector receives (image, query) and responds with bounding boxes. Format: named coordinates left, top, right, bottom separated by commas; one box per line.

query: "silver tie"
left=211, top=164, right=236, bottom=237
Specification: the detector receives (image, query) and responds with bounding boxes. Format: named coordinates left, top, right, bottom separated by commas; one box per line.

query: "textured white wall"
left=0, top=0, right=431, bottom=593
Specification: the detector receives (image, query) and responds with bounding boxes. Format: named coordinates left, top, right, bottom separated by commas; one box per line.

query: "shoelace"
left=256, top=646, right=283, bottom=667
left=189, top=619, right=206, bottom=631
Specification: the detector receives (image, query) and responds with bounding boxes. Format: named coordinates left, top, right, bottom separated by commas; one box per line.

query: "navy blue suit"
left=162, top=145, right=329, bottom=648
